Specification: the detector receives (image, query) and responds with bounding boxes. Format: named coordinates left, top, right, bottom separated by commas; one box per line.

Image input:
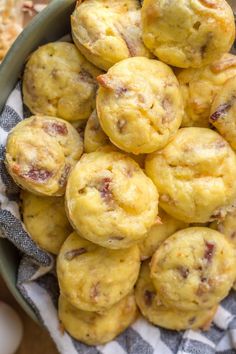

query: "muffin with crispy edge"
left=5, top=116, right=83, bottom=196
left=71, top=0, right=151, bottom=71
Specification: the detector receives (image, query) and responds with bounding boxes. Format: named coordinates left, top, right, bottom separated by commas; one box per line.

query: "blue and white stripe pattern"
left=1, top=84, right=236, bottom=354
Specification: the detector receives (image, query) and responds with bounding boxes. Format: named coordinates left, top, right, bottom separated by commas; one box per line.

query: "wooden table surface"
left=0, top=275, right=58, bottom=354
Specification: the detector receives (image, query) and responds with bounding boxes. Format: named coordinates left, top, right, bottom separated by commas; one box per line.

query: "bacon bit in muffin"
left=43, top=121, right=68, bottom=136
left=193, top=21, right=201, bottom=30
left=79, top=69, right=94, bottom=84
left=99, top=177, right=113, bottom=203
left=116, top=86, right=128, bottom=96
left=162, top=97, right=172, bottom=113
left=23, top=167, right=53, bottom=182
left=65, top=248, right=87, bottom=261
left=117, top=119, right=127, bottom=133
left=204, top=242, right=215, bottom=263
left=59, top=165, right=71, bottom=187
left=144, top=290, right=155, bottom=306
left=118, top=30, right=136, bottom=57
left=200, top=276, right=208, bottom=282
left=97, top=74, right=127, bottom=96
left=97, top=74, right=112, bottom=88
left=162, top=96, right=174, bottom=123
left=177, top=266, right=189, bottom=279
left=210, top=103, right=231, bottom=122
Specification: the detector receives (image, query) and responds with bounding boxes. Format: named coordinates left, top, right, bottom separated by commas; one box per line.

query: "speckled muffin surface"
left=5, top=116, right=83, bottom=196
left=66, top=149, right=158, bottom=249
left=142, top=0, right=235, bottom=68
left=23, top=42, right=101, bottom=121
left=135, top=261, right=217, bottom=330
left=97, top=57, right=183, bottom=154
left=57, top=232, right=140, bottom=312
left=58, top=293, right=137, bottom=345
left=71, top=0, right=151, bottom=71
left=150, top=227, right=236, bottom=311
left=145, top=128, right=236, bottom=223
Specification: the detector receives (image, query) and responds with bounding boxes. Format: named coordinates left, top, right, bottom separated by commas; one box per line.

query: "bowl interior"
left=0, top=0, right=76, bottom=321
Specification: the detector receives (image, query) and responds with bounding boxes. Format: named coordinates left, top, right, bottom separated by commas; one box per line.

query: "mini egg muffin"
left=135, top=261, right=217, bottom=330
left=21, top=191, right=72, bottom=255
left=145, top=128, right=236, bottom=223
left=210, top=76, right=236, bottom=150
left=177, top=54, right=236, bottom=127
left=210, top=209, right=236, bottom=248
left=5, top=116, right=83, bottom=196
left=96, top=57, right=183, bottom=154
left=57, top=232, right=140, bottom=312
left=66, top=149, right=158, bottom=249
left=71, top=0, right=151, bottom=71
left=84, top=110, right=110, bottom=153
left=141, top=0, right=235, bottom=69
left=150, top=227, right=236, bottom=311
left=23, top=42, right=101, bottom=121
left=58, top=293, right=137, bottom=345
left=139, top=209, right=187, bottom=260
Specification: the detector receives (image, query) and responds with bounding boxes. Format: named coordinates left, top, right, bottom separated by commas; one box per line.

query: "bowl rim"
left=0, top=0, right=76, bottom=323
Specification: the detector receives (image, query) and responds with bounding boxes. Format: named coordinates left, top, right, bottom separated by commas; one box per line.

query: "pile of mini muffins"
left=5, top=0, right=236, bottom=346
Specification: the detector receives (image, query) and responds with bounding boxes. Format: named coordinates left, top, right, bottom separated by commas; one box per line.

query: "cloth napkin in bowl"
left=1, top=83, right=236, bottom=354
